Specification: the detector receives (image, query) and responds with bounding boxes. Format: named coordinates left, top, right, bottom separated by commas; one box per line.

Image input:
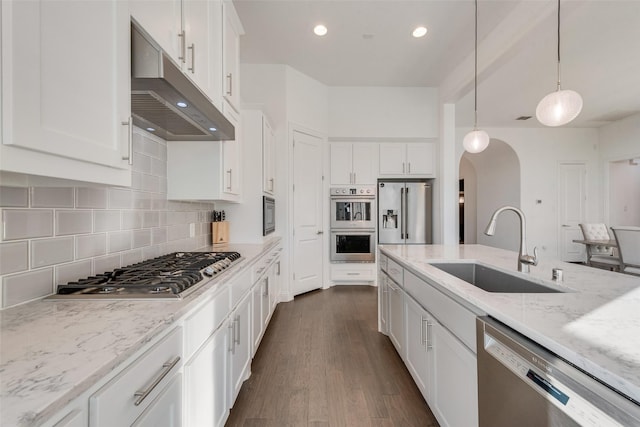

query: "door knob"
left=317, top=231, right=324, bottom=235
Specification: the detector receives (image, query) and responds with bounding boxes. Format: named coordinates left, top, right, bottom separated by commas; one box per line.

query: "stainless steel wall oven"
left=330, top=187, right=376, bottom=262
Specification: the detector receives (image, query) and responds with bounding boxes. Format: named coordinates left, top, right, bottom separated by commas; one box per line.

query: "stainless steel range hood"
left=131, top=23, right=234, bottom=141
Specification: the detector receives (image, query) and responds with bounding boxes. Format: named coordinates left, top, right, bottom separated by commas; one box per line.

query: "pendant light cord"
left=556, top=0, right=561, bottom=90
left=473, top=0, right=478, bottom=129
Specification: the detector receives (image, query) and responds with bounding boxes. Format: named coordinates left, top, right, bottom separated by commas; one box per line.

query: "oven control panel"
left=330, top=186, right=375, bottom=196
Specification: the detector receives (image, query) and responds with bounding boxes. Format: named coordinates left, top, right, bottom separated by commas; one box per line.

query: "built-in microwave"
left=263, top=196, right=275, bottom=236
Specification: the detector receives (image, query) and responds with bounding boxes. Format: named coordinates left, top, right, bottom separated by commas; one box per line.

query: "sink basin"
left=429, top=262, right=564, bottom=293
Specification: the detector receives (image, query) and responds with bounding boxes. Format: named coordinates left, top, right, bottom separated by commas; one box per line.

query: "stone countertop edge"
left=378, top=243, right=640, bottom=405
left=0, top=237, right=281, bottom=427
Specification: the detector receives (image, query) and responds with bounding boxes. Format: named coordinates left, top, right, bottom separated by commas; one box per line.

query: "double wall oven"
left=330, top=187, right=376, bottom=262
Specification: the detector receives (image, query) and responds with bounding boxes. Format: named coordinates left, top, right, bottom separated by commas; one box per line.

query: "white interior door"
left=558, top=163, right=587, bottom=262
left=292, top=130, right=323, bottom=296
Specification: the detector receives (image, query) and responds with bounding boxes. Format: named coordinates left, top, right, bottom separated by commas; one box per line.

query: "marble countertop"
left=0, top=238, right=281, bottom=427
left=379, top=244, right=640, bottom=404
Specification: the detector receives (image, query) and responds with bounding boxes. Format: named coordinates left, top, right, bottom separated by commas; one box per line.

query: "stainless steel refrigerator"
left=378, top=180, right=432, bottom=244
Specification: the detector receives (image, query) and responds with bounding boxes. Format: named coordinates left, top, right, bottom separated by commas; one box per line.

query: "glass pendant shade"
left=536, top=89, right=583, bottom=127
left=463, top=129, right=490, bottom=153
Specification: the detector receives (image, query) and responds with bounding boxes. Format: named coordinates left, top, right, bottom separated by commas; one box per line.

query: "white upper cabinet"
left=330, top=142, right=378, bottom=185
left=222, top=1, right=243, bottom=112
left=379, top=142, right=436, bottom=178
left=262, top=117, right=276, bottom=195
left=0, top=0, right=132, bottom=186
left=167, top=100, right=241, bottom=201
left=130, top=0, right=224, bottom=109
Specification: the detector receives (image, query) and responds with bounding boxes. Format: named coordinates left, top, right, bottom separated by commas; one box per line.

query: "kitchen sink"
left=429, top=262, right=564, bottom=293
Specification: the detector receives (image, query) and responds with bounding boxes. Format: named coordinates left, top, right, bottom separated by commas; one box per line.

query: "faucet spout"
left=484, top=206, right=538, bottom=273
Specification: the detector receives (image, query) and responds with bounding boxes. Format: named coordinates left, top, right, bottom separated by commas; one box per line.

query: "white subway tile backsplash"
left=31, top=187, right=74, bottom=208
left=55, top=260, right=92, bottom=286
left=76, top=234, right=107, bottom=259
left=132, top=229, right=151, bottom=249
left=168, top=224, right=189, bottom=241
left=31, top=237, right=74, bottom=268
left=0, top=187, right=29, bottom=207
left=93, top=254, right=121, bottom=275
left=151, top=157, right=166, bottom=177
left=76, top=188, right=108, bottom=209
left=108, top=231, right=131, bottom=253
left=151, top=227, right=168, bottom=245
left=2, top=210, right=53, bottom=240
left=132, top=152, right=152, bottom=174
left=2, top=268, right=53, bottom=307
left=121, top=249, right=143, bottom=266
left=94, top=210, right=121, bottom=232
left=143, top=212, right=159, bottom=228
left=132, top=191, right=152, bottom=210
left=109, top=188, right=133, bottom=209
left=122, top=211, right=143, bottom=230
left=0, top=242, right=29, bottom=275
left=56, top=211, right=92, bottom=236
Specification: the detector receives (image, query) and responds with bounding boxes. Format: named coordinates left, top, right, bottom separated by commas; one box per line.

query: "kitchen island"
left=379, top=243, right=640, bottom=405
left=0, top=238, right=281, bottom=427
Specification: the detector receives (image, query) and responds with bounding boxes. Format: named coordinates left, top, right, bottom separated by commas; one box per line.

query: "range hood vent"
left=131, top=23, right=234, bottom=141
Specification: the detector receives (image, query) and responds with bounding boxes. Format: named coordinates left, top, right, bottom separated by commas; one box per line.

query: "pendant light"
left=536, top=0, right=583, bottom=126
left=463, top=0, right=490, bottom=154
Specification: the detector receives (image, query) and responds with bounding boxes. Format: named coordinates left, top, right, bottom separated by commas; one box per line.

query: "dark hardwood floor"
left=225, top=286, right=440, bottom=427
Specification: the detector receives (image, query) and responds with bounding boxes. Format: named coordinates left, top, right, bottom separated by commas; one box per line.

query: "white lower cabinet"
left=228, top=291, right=252, bottom=406
left=378, top=273, right=388, bottom=334
left=132, top=374, right=182, bottom=427
left=89, top=327, right=183, bottom=426
left=404, top=295, right=431, bottom=402
left=184, top=324, right=229, bottom=427
left=379, top=255, right=480, bottom=427
left=252, top=277, right=266, bottom=353
left=431, top=320, right=478, bottom=427
left=49, top=408, right=87, bottom=427
left=387, top=278, right=404, bottom=359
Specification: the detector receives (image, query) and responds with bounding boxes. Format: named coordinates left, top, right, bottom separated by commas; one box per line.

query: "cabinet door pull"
left=121, top=116, right=133, bottom=165
left=226, top=169, right=232, bottom=190
left=188, top=43, right=195, bottom=73
left=353, top=172, right=357, bottom=183
left=426, top=321, right=433, bottom=349
left=226, top=73, right=233, bottom=96
left=133, top=356, right=180, bottom=406
left=178, top=31, right=186, bottom=63
left=228, top=322, right=235, bottom=353
left=276, top=261, right=281, bottom=275
left=263, top=277, right=269, bottom=297
left=402, top=162, right=405, bottom=174
left=269, top=178, right=274, bottom=191
left=408, top=162, right=411, bottom=174
left=421, top=317, right=428, bottom=346
left=234, top=315, right=241, bottom=345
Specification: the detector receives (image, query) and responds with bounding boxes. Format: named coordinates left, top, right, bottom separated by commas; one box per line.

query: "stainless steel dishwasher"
left=477, top=317, right=640, bottom=427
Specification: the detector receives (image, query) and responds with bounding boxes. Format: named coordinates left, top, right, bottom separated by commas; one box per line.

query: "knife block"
left=211, top=221, right=229, bottom=245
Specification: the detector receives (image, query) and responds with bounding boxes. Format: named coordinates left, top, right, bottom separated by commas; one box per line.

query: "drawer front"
left=386, top=258, right=404, bottom=287
left=90, top=327, right=183, bottom=426
left=230, top=269, right=253, bottom=309
left=404, top=270, right=477, bottom=352
left=331, top=264, right=375, bottom=282
left=184, top=286, right=230, bottom=360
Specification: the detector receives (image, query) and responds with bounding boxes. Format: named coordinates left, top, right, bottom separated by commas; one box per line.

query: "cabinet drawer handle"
left=234, top=315, right=241, bottom=345
left=346, top=272, right=359, bottom=276
left=269, top=178, right=274, bottom=191
left=133, top=356, right=180, bottom=406
left=276, top=261, right=281, bottom=275
left=426, top=321, right=433, bottom=349
left=226, top=169, right=232, bottom=190
left=121, top=116, right=133, bottom=165
left=188, top=43, right=195, bottom=73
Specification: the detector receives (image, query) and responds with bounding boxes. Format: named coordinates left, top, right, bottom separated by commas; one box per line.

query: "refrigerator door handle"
left=404, top=186, right=409, bottom=240
left=400, top=187, right=405, bottom=239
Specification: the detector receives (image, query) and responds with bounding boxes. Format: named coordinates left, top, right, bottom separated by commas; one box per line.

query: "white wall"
left=328, top=87, right=438, bottom=139
left=286, top=67, right=329, bottom=134
left=599, top=113, right=640, bottom=161
left=452, top=126, right=600, bottom=259
left=609, top=160, right=640, bottom=226
left=459, top=156, right=477, bottom=244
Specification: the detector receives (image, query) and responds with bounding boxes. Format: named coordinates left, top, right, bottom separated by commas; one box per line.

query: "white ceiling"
left=234, top=0, right=640, bottom=128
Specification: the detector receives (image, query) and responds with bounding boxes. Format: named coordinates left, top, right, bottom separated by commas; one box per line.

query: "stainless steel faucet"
left=484, top=206, right=538, bottom=273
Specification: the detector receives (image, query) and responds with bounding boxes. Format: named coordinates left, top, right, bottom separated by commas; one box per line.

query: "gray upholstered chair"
left=578, top=223, right=620, bottom=271
left=610, top=226, right=640, bottom=276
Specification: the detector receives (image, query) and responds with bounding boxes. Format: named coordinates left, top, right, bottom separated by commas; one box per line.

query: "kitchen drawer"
left=184, top=285, right=230, bottom=360
left=230, top=269, right=252, bottom=310
left=404, top=270, right=477, bottom=352
left=331, top=263, right=375, bottom=282
left=89, top=327, right=183, bottom=426
left=386, top=258, right=404, bottom=287
left=251, top=254, right=273, bottom=284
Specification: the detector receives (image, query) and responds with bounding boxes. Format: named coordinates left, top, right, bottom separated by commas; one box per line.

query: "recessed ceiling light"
left=209, top=127, right=217, bottom=132
left=412, top=26, right=428, bottom=38
left=314, top=24, right=328, bottom=36
left=176, top=101, right=188, bottom=108
left=146, top=127, right=156, bottom=132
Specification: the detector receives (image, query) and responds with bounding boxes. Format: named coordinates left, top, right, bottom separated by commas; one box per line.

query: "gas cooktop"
left=47, top=251, right=241, bottom=300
